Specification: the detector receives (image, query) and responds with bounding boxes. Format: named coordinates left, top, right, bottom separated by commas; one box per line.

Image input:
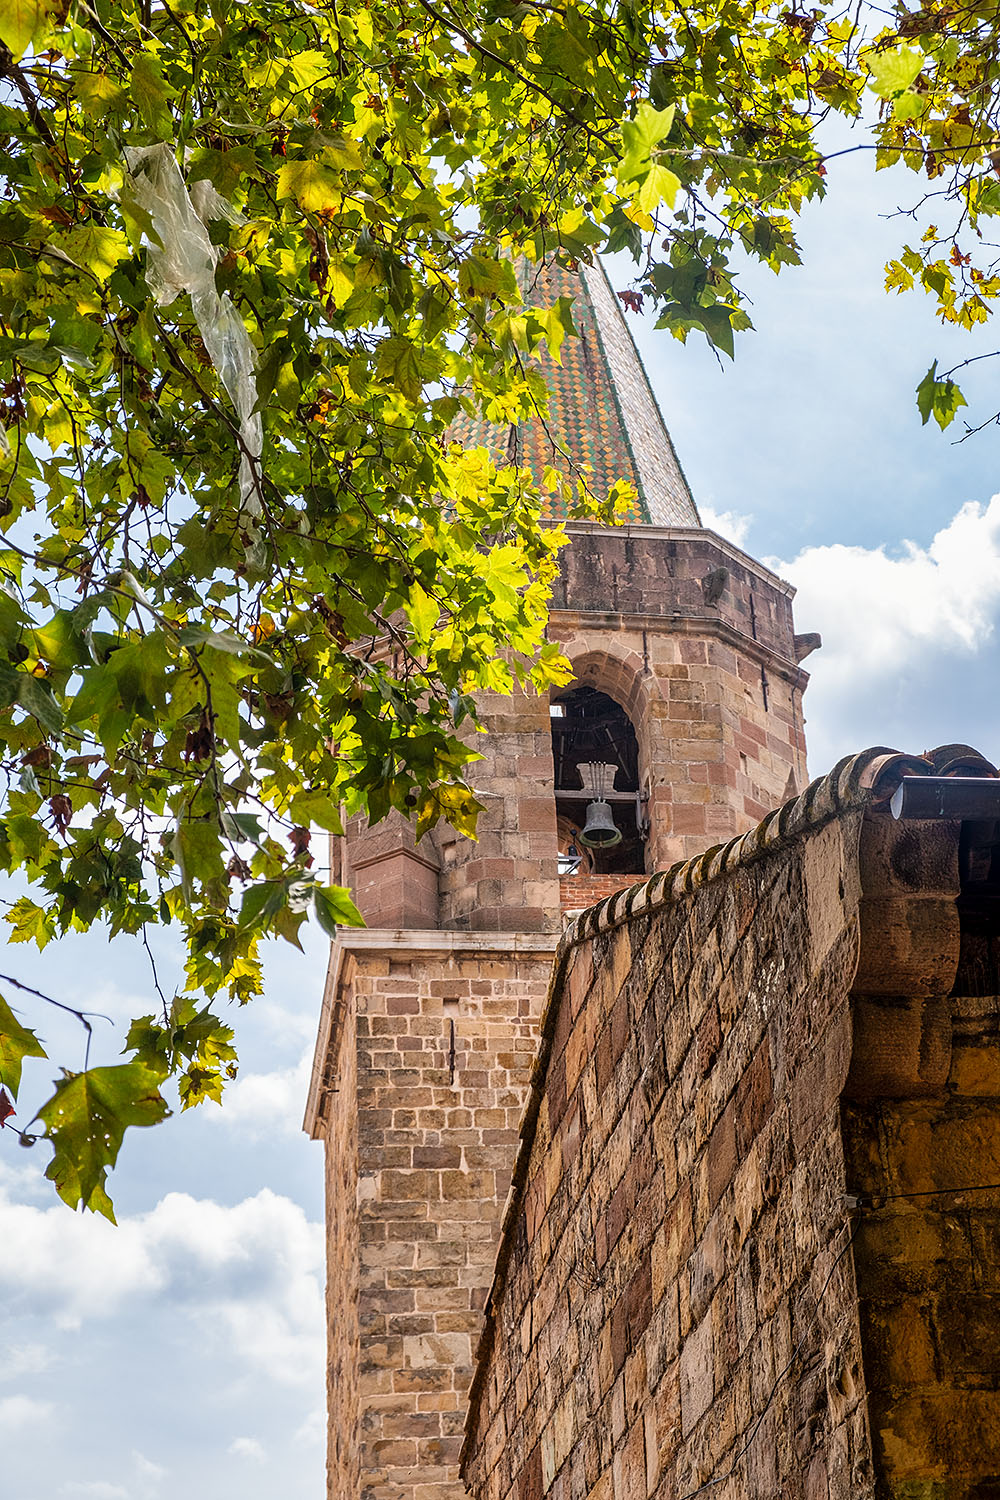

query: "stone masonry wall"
left=316, top=934, right=557, bottom=1500
left=435, top=684, right=562, bottom=934
left=552, top=622, right=806, bottom=866
left=463, top=818, right=875, bottom=1500
left=548, top=524, right=809, bottom=866
left=340, top=528, right=811, bottom=930
left=553, top=526, right=797, bottom=661
left=843, top=990, right=1000, bottom=1497
left=324, top=962, right=361, bottom=1498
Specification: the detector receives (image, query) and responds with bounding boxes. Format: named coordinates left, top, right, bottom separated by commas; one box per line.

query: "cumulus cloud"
left=0, top=1187, right=324, bottom=1385
left=699, top=503, right=753, bottom=549
left=206, top=1048, right=312, bottom=1139
left=775, top=497, right=1000, bottom=683
left=0, top=1394, right=53, bottom=1431
left=772, top=496, right=1000, bottom=771
left=132, top=1452, right=166, bottom=1489
left=228, top=1438, right=266, bottom=1464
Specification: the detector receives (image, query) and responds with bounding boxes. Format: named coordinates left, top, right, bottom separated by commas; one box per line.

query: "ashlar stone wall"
left=463, top=765, right=1000, bottom=1500
left=463, top=815, right=874, bottom=1500
left=309, top=932, right=557, bottom=1500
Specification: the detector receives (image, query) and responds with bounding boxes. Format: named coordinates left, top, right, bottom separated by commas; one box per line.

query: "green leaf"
left=5, top=895, right=56, bottom=949
left=239, top=880, right=287, bottom=929
left=313, top=884, right=364, bottom=938
left=289, top=789, right=343, bottom=833
left=55, top=227, right=130, bottom=283
left=130, top=51, right=176, bottom=137
left=36, top=1063, right=170, bottom=1218
left=619, top=101, right=675, bottom=183
left=867, top=46, right=924, bottom=98
left=405, top=583, right=439, bottom=646
left=458, top=256, right=509, bottom=299
left=696, top=304, right=735, bottom=359
left=17, top=672, right=63, bottom=734
left=321, top=134, right=365, bottom=171
left=376, top=336, right=424, bottom=402
left=171, top=820, right=225, bottom=904
left=916, top=361, right=967, bottom=429
left=0, top=992, right=47, bottom=1097
left=635, top=163, right=681, bottom=215
left=893, top=90, right=925, bottom=121
left=276, top=159, right=342, bottom=212
left=73, top=67, right=128, bottom=120
left=915, top=361, right=938, bottom=424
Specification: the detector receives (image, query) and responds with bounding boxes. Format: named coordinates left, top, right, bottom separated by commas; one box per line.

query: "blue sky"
left=4, top=132, right=1000, bottom=1500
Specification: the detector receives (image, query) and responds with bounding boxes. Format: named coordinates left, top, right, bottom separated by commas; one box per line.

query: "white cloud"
left=0, top=1395, right=53, bottom=1431
left=776, top=496, right=1000, bottom=686
left=294, top=1408, right=326, bottom=1448
left=0, top=1188, right=324, bottom=1384
left=228, top=1438, right=266, bottom=1464
left=699, top=503, right=752, bottom=549
left=208, top=1049, right=312, bottom=1138
left=773, top=495, right=1000, bottom=771
left=131, top=1452, right=166, bottom=1488
left=0, top=1342, right=53, bottom=1379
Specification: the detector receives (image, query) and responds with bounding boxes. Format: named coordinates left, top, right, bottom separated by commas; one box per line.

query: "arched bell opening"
left=549, top=683, right=647, bottom=876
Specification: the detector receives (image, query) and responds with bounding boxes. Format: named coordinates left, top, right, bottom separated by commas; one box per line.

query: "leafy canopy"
left=0, top=0, right=995, bottom=1212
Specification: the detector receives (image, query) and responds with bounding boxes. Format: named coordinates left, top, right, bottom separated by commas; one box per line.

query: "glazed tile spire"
left=449, top=257, right=700, bottom=526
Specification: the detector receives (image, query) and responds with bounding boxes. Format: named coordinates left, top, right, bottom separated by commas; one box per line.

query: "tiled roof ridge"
left=580, top=258, right=699, bottom=527
left=460, top=740, right=998, bottom=1469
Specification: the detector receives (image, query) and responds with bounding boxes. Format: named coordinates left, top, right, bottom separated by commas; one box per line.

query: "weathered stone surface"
left=844, top=1002, right=1000, bottom=1500
left=458, top=800, right=1000, bottom=1500
left=313, top=933, right=557, bottom=1500
left=338, top=526, right=811, bottom=933
left=463, top=817, right=873, bottom=1500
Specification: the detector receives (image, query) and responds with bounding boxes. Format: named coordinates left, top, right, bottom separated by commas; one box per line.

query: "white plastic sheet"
left=123, top=144, right=263, bottom=549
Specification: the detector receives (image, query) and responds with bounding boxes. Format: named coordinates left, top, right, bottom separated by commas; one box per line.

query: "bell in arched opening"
left=549, top=685, right=646, bottom=874
left=577, top=763, right=624, bottom=849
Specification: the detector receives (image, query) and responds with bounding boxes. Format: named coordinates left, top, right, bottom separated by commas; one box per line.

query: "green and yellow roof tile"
left=447, top=258, right=700, bottom=527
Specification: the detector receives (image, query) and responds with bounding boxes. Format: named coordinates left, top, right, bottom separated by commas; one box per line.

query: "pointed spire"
left=449, top=258, right=700, bottom=526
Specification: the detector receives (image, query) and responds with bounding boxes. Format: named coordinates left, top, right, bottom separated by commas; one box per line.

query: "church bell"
left=577, top=762, right=623, bottom=849
left=579, top=799, right=622, bottom=848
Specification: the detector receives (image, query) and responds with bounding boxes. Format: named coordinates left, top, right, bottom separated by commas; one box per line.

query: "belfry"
left=304, top=257, right=816, bottom=1498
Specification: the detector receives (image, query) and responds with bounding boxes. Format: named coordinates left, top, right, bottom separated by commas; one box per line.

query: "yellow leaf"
left=55, top=226, right=130, bottom=282
left=321, top=136, right=365, bottom=172
left=74, top=69, right=128, bottom=120
left=326, top=258, right=355, bottom=307
left=635, top=163, right=680, bottom=214
left=0, top=0, right=45, bottom=61
left=276, top=159, right=342, bottom=213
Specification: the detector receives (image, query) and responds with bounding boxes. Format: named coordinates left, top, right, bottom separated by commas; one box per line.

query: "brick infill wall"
left=560, top=873, right=645, bottom=914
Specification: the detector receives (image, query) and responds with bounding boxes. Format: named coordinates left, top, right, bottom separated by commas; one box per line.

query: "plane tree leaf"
left=0, top=993, right=47, bottom=1097
left=0, top=0, right=995, bottom=1211
left=35, top=1063, right=170, bottom=1220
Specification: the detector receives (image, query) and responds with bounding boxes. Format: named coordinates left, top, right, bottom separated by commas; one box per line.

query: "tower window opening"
left=550, top=684, right=646, bottom=875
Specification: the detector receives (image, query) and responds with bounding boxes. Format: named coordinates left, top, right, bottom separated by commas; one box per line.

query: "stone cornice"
left=562, top=521, right=796, bottom=597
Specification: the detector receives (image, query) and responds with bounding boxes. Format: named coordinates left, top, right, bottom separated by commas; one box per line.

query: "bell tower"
left=304, top=259, right=815, bottom=1499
